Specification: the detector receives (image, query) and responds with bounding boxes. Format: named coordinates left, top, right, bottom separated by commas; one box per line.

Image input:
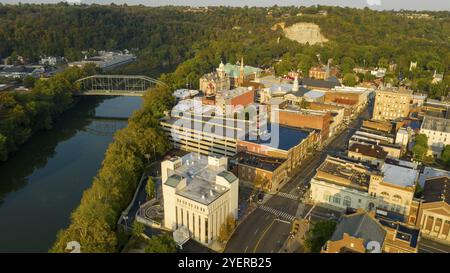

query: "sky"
left=0, top=0, right=449, bottom=11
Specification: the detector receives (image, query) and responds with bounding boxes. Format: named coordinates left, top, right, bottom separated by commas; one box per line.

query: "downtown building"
left=414, top=176, right=450, bottom=244
left=310, top=156, right=419, bottom=218
left=160, top=98, right=320, bottom=192
left=419, top=115, right=450, bottom=158
left=161, top=153, right=239, bottom=245
left=349, top=121, right=403, bottom=158
left=159, top=97, right=262, bottom=157
left=372, top=87, right=413, bottom=121
left=322, top=209, right=420, bottom=253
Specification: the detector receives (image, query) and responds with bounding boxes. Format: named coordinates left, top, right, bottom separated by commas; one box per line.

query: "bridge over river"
left=75, top=74, right=167, bottom=96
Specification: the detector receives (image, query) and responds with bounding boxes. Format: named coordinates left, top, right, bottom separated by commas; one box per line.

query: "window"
left=380, top=192, right=389, bottom=200
left=175, top=206, right=179, bottom=229
left=181, top=208, right=184, bottom=226
left=392, top=195, right=402, bottom=203
left=187, top=211, right=190, bottom=230
left=333, top=194, right=341, bottom=205
left=343, top=196, right=351, bottom=207
left=192, top=213, right=195, bottom=238
left=204, top=219, right=208, bottom=244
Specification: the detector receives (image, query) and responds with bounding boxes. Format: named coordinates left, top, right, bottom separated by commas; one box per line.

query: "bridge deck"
left=74, top=91, right=145, bottom=97
left=75, top=74, right=166, bottom=96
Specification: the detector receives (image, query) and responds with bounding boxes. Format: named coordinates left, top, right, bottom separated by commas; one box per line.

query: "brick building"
left=273, top=106, right=332, bottom=141
left=322, top=210, right=386, bottom=253
left=362, top=120, right=394, bottom=134
left=416, top=176, right=450, bottom=243
left=237, top=124, right=320, bottom=176
left=375, top=209, right=420, bottom=253
left=230, top=152, right=288, bottom=193
left=348, top=142, right=388, bottom=168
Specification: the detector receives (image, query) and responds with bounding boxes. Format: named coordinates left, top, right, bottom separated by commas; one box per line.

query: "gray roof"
left=330, top=212, right=386, bottom=248
left=301, top=77, right=341, bottom=89
left=217, top=171, right=237, bottom=183
left=165, top=174, right=183, bottom=188
left=421, top=115, right=450, bottom=133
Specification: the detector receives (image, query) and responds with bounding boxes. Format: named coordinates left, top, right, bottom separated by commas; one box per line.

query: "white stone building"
left=161, top=153, right=239, bottom=245
left=310, top=156, right=417, bottom=216
left=420, top=115, right=450, bottom=158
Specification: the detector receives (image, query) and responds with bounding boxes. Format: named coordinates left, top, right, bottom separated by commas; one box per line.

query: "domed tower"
left=217, top=60, right=226, bottom=79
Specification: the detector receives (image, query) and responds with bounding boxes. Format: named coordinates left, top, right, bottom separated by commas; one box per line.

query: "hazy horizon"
left=0, top=0, right=449, bottom=12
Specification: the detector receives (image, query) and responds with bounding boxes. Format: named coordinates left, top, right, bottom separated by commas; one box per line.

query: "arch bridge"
left=75, top=75, right=167, bottom=96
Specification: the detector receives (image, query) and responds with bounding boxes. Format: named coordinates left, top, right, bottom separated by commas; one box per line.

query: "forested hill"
left=0, top=4, right=449, bottom=93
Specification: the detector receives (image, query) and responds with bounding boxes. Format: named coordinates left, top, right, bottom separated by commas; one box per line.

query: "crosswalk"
left=276, top=192, right=299, bottom=201
left=258, top=205, right=296, bottom=222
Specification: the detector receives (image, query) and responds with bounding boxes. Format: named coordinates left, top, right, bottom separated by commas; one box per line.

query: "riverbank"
left=50, top=85, right=174, bottom=253
left=0, top=65, right=98, bottom=162
left=0, top=96, right=142, bottom=252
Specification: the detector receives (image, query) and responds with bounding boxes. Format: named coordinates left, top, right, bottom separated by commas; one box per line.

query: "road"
left=225, top=104, right=372, bottom=253
left=418, top=237, right=450, bottom=253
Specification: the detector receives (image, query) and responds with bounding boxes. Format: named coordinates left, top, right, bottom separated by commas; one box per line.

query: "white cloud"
left=367, top=0, right=382, bottom=6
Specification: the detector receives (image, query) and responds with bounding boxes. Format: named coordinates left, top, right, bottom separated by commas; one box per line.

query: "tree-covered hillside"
left=0, top=4, right=448, bottom=81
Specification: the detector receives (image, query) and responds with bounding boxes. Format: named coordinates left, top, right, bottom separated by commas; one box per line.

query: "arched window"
left=380, top=192, right=389, bottom=200
left=343, top=196, right=352, bottom=207
left=333, top=194, right=341, bottom=205
left=392, top=195, right=402, bottom=203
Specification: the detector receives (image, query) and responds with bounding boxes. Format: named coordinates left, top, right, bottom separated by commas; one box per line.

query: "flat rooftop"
left=217, top=87, right=253, bottom=100
left=381, top=163, right=417, bottom=188
left=161, top=113, right=258, bottom=140
left=375, top=209, right=420, bottom=248
left=233, top=151, right=286, bottom=172
left=349, top=143, right=388, bottom=160
left=376, top=87, right=413, bottom=95
left=419, top=166, right=450, bottom=187
left=241, top=123, right=312, bottom=151
left=170, top=153, right=236, bottom=205
left=423, top=176, right=450, bottom=204
left=421, top=115, right=450, bottom=133
left=315, top=156, right=371, bottom=190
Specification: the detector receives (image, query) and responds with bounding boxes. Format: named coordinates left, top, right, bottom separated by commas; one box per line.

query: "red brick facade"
left=277, top=110, right=331, bottom=141
left=229, top=89, right=255, bottom=107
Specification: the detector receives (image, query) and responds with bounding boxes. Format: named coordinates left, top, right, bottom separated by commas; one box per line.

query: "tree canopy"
left=412, top=134, right=429, bottom=161
left=0, top=64, right=98, bottom=161
left=50, top=85, right=174, bottom=253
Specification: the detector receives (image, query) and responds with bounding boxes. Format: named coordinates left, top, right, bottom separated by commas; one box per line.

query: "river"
left=0, top=96, right=142, bottom=253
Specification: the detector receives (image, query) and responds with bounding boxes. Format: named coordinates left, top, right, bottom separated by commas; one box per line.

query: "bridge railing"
left=75, top=74, right=168, bottom=95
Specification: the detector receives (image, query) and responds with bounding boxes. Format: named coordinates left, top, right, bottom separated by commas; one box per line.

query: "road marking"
left=244, top=246, right=249, bottom=253
left=277, top=192, right=299, bottom=200
left=253, top=219, right=275, bottom=253
left=259, top=205, right=296, bottom=222
left=275, top=218, right=291, bottom=224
